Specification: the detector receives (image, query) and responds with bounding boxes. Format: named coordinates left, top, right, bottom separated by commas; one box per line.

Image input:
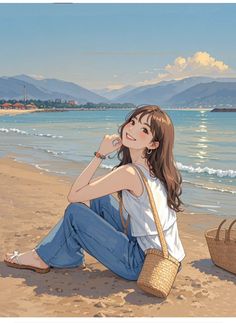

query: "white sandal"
left=4, top=250, right=50, bottom=274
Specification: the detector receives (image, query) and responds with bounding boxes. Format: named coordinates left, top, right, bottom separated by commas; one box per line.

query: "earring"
left=147, top=148, right=152, bottom=155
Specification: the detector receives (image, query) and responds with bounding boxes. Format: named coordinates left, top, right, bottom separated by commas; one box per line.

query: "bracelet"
left=94, top=151, right=106, bottom=160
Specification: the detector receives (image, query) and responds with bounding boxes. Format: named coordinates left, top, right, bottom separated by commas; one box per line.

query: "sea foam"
left=176, top=162, right=236, bottom=178
left=0, top=127, right=63, bottom=139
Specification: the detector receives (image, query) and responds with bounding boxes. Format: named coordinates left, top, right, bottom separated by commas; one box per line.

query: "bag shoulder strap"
left=119, top=198, right=130, bottom=235
left=131, top=164, right=169, bottom=258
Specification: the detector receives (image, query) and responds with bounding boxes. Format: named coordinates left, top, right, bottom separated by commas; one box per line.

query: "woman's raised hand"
left=98, top=134, right=122, bottom=156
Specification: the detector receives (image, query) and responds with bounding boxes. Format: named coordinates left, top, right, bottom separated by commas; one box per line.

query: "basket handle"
left=130, top=164, right=169, bottom=258
left=215, top=219, right=227, bottom=241
left=225, top=219, right=236, bottom=242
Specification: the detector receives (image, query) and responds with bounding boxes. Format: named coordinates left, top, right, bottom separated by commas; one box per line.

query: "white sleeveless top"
left=122, top=163, right=185, bottom=262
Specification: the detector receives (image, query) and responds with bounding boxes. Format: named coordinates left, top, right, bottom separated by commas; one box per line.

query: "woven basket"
left=137, top=248, right=180, bottom=298
left=120, top=165, right=180, bottom=298
left=205, top=219, right=236, bottom=275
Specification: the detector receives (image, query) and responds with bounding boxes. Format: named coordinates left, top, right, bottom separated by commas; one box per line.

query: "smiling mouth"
left=126, top=133, right=136, bottom=141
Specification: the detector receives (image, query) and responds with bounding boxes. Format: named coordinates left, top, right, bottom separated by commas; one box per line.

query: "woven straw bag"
left=120, top=164, right=180, bottom=298
left=205, top=219, right=236, bottom=274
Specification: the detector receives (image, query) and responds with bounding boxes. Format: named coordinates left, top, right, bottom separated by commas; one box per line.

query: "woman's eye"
left=129, top=119, right=148, bottom=134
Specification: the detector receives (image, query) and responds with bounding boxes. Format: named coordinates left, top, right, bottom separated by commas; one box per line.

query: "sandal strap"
left=10, top=251, right=21, bottom=264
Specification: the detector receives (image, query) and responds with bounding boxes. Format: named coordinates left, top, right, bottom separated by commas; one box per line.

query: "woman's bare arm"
left=67, top=134, right=122, bottom=201
left=67, top=155, right=103, bottom=201
left=67, top=164, right=138, bottom=203
left=67, top=134, right=130, bottom=204
left=75, top=175, right=104, bottom=207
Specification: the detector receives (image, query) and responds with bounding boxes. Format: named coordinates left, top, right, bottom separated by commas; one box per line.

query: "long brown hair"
left=112, top=105, right=184, bottom=213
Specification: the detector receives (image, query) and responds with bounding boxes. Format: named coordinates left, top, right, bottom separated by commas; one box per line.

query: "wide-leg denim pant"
left=35, top=194, right=146, bottom=281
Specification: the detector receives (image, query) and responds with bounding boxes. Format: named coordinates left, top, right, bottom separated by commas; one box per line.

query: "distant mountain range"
left=167, top=81, right=236, bottom=106
left=109, top=76, right=236, bottom=107
left=1, top=74, right=236, bottom=107
left=0, top=74, right=108, bottom=103
left=91, top=85, right=136, bottom=100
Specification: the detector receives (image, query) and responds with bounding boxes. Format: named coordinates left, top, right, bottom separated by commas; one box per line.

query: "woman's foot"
left=4, top=249, right=50, bottom=272
left=4, top=250, right=86, bottom=272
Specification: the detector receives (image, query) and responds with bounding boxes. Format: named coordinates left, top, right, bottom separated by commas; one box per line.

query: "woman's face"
left=122, top=113, right=156, bottom=150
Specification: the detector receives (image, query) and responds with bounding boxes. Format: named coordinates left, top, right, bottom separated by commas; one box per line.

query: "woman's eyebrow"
left=133, top=116, right=151, bottom=129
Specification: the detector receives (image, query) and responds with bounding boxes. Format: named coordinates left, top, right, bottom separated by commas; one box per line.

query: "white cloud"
left=136, top=51, right=233, bottom=86
left=165, top=51, right=229, bottom=74
left=138, top=70, right=154, bottom=74
left=29, top=74, right=45, bottom=80
left=106, top=83, right=126, bottom=91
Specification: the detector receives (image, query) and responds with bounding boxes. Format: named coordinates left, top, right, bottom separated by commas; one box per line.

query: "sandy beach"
left=0, top=109, right=38, bottom=116
left=0, top=154, right=235, bottom=317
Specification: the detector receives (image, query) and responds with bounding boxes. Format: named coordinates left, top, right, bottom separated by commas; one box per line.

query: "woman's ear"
left=149, top=141, right=159, bottom=150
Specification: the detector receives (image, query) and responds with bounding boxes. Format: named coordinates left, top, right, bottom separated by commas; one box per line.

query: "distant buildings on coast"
left=0, top=102, right=38, bottom=110
left=1, top=99, right=235, bottom=112
left=0, top=99, right=78, bottom=110
left=0, top=99, right=135, bottom=111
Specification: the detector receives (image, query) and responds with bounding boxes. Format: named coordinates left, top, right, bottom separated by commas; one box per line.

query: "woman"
left=4, top=105, right=185, bottom=281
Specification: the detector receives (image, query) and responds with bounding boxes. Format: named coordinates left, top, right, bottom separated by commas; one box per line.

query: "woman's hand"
left=98, top=134, right=122, bottom=156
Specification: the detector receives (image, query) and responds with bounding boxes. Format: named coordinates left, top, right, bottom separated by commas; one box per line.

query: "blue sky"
left=0, top=3, right=236, bottom=90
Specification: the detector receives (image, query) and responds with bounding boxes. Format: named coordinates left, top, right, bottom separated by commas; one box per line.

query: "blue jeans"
left=35, top=194, right=146, bottom=281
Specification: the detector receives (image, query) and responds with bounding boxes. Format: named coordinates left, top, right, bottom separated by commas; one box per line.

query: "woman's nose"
left=128, top=126, right=135, bottom=135
left=128, top=124, right=135, bottom=131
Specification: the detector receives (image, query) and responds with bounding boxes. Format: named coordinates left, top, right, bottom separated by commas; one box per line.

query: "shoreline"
left=8, top=151, right=235, bottom=218
left=0, top=107, right=215, bottom=116
left=0, top=108, right=38, bottom=116
left=0, top=154, right=236, bottom=316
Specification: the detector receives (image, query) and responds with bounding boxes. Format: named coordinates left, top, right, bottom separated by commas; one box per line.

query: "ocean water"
left=0, top=109, right=235, bottom=218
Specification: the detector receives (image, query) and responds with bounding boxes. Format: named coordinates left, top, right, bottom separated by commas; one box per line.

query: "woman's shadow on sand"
left=0, top=261, right=164, bottom=305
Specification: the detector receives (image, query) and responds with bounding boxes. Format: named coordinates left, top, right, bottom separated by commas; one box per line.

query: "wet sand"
left=0, top=109, right=38, bottom=116
left=0, top=154, right=235, bottom=317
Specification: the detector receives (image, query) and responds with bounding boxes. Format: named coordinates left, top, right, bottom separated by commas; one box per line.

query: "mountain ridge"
left=1, top=74, right=236, bottom=107
left=0, top=74, right=109, bottom=103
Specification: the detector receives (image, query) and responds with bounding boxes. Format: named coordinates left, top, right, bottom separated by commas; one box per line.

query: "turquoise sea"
left=0, top=109, right=235, bottom=217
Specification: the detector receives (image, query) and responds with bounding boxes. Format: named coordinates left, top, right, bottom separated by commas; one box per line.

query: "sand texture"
left=0, top=155, right=235, bottom=317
